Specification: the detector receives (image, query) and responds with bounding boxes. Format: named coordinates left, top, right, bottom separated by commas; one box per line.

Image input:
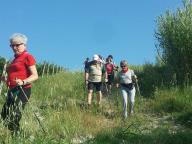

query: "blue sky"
left=0, top=0, right=182, bottom=70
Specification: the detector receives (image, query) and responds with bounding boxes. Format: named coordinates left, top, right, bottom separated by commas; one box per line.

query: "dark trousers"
left=1, top=86, right=31, bottom=132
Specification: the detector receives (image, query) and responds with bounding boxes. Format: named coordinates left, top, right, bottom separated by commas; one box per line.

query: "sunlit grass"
left=0, top=71, right=191, bottom=143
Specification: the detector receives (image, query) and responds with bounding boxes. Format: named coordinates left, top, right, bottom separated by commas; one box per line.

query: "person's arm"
left=85, top=63, right=89, bottom=82
left=114, top=65, right=119, bottom=72
left=23, top=65, right=38, bottom=85
left=131, top=70, right=138, bottom=84
left=102, top=64, right=108, bottom=82
left=85, top=72, right=89, bottom=82
left=85, top=72, right=89, bottom=87
left=15, top=65, right=38, bottom=86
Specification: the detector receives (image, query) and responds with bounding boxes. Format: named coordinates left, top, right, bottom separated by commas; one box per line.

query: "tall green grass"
left=0, top=71, right=191, bottom=143
left=0, top=72, right=121, bottom=143
left=149, top=87, right=192, bottom=114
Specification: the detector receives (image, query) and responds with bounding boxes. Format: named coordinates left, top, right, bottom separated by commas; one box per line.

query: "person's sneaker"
left=131, top=110, right=134, bottom=113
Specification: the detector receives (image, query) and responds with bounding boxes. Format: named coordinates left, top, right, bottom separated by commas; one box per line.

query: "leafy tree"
left=155, top=0, right=192, bottom=86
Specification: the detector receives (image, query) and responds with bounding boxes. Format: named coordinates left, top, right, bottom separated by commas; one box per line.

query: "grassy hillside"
left=0, top=71, right=192, bottom=143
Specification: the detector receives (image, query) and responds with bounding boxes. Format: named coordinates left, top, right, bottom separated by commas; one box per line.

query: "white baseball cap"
left=93, top=54, right=99, bottom=61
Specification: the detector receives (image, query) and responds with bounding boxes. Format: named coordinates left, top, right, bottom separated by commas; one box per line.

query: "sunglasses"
left=10, top=43, right=24, bottom=48
left=121, top=65, right=126, bottom=68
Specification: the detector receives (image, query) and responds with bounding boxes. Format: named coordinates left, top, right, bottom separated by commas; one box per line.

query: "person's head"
left=108, top=55, right=113, bottom=59
left=9, top=33, right=28, bottom=55
left=106, top=57, right=109, bottom=63
left=107, top=55, right=113, bottom=62
left=92, top=54, right=100, bottom=62
left=120, top=60, right=128, bottom=69
left=93, top=54, right=101, bottom=63
left=86, top=57, right=89, bottom=61
left=106, top=57, right=111, bottom=63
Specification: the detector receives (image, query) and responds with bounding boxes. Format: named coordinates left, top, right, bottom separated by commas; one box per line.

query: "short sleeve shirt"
left=105, top=63, right=115, bottom=74
left=7, top=51, right=36, bottom=88
left=118, top=69, right=135, bottom=84
left=86, top=61, right=105, bottom=82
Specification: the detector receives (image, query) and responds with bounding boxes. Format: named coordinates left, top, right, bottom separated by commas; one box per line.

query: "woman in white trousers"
left=116, top=60, right=137, bottom=119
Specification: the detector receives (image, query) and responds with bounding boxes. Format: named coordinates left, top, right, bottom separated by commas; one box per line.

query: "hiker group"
left=0, top=32, right=138, bottom=135
left=84, top=54, right=138, bottom=119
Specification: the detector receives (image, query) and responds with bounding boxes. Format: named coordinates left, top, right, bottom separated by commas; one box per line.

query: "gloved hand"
left=105, top=78, right=108, bottom=82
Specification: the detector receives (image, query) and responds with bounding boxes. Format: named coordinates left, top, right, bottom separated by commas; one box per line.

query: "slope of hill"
left=0, top=72, right=191, bottom=143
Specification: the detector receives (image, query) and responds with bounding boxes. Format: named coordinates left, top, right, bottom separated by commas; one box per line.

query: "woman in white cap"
left=0, top=33, right=38, bottom=134
left=116, top=60, right=137, bottom=119
left=85, top=54, right=107, bottom=108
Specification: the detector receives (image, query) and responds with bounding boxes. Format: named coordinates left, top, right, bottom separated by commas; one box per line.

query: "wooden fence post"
left=46, top=63, right=50, bottom=77
left=52, top=64, right=54, bottom=75
left=0, top=59, right=7, bottom=96
left=41, top=61, right=46, bottom=78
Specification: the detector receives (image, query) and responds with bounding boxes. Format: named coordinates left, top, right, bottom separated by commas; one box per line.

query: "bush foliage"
left=155, top=0, right=192, bottom=86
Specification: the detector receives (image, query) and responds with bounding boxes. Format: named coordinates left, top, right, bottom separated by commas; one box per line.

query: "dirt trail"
left=69, top=95, right=188, bottom=144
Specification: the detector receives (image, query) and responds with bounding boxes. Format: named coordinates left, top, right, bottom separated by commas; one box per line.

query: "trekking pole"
left=0, top=59, right=8, bottom=96
left=104, top=82, right=109, bottom=97
left=135, top=80, right=142, bottom=112
left=18, top=85, right=47, bottom=134
left=115, top=87, right=119, bottom=110
left=104, top=82, right=112, bottom=110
